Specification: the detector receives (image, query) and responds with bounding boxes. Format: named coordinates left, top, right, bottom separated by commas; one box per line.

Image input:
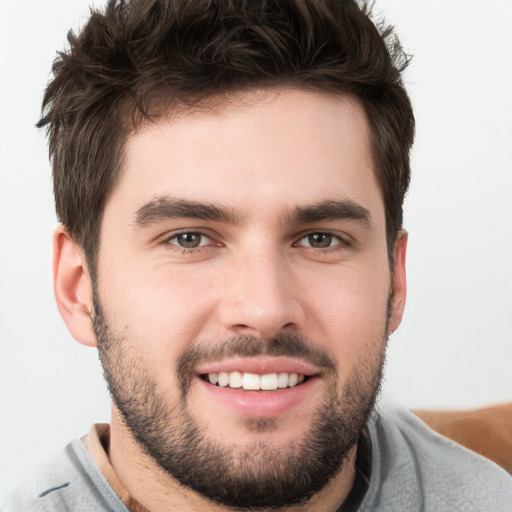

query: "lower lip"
left=196, top=376, right=318, bottom=418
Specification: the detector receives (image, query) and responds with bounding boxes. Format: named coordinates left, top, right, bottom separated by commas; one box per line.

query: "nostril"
left=230, top=322, right=296, bottom=338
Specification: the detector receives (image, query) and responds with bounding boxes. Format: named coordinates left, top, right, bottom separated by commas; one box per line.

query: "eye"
left=167, top=232, right=212, bottom=249
left=296, top=232, right=345, bottom=249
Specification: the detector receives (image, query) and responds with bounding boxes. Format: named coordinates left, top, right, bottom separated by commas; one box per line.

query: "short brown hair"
left=38, top=0, right=414, bottom=278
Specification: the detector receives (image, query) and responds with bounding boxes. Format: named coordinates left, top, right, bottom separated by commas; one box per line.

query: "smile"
left=195, top=358, right=320, bottom=417
left=203, top=372, right=306, bottom=391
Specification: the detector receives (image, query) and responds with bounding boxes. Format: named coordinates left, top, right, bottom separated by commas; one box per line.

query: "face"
left=89, top=89, right=405, bottom=509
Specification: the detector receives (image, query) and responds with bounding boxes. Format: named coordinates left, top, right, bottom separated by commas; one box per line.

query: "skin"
left=53, top=88, right=407, bottom=511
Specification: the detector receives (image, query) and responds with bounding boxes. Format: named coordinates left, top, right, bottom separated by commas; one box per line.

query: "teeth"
left=288, top=373, right=298, bottom=387
left=243, top=373, right=260, bottom=390
left=206, top=371, right=306, bottom=390
left=229, top=371, right=243, bottom=388
left=277, top=372, right=289, bottom=388
left=218, top=372, right=229, bottom=387
left=260, top=373, right=278, bottom=390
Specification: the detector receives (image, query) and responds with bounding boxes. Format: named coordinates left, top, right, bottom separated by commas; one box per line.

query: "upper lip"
left=195, top=356, right=321, bottom=377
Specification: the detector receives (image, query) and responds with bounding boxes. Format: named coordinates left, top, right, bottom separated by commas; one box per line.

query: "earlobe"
left=53, top=225, right=97, bottom=347
left=388, top=230, right=408, bottom=335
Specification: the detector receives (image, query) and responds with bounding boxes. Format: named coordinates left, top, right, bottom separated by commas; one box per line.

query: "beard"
left=93, top=297, right=387, bottom=510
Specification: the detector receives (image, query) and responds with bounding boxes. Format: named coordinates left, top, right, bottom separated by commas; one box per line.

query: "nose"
left=218, top=248, right=306, bottom=339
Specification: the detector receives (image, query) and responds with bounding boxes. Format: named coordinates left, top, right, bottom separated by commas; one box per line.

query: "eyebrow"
left=133, top=196, right=371, bottom=228
left=285, top=200, right=371, bottom=226
left=134, top=197, right=242, bottom=227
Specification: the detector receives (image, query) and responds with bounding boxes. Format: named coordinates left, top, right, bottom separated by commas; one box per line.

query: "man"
left=3, top=0, right=511, bottom=511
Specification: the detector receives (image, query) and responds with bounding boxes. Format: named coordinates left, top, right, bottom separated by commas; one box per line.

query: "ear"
left=388, top=230, right=408, bottom=335
left=53, top=224, right=97, bottom=347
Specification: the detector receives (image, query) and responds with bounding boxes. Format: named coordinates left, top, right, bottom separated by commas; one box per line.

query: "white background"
left=1, top=0, right=511, bottom=497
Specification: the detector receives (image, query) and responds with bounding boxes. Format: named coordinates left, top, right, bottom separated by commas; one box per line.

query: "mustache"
left=176, top=334, right=338, bottom=394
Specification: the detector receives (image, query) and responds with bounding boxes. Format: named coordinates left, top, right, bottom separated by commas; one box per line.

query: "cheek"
left=299, top=263, right=390, bottom=363
left=98, top=260, right=220, bottom=354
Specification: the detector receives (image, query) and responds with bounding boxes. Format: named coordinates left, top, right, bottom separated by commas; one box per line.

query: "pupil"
left=309, top=233, right=331, bottom=248
left=179, top=233, right=201, bottom=248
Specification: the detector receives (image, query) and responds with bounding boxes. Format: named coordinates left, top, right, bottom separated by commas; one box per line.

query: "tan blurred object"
left=413, top=402, right=512, bottom=473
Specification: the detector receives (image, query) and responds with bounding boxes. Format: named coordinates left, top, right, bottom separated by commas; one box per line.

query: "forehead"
left=108, top=88, right=383, bottom=226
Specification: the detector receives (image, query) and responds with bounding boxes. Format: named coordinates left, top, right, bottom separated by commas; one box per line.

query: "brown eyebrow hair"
left=133, top=196, right=371, bottom=228
left=134, top=197, right=242, bottom=227
left=285, top=200, right=371, bottom=226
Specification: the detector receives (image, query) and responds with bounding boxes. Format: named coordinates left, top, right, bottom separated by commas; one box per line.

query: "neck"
left=108, top=408, right=357, bottom=512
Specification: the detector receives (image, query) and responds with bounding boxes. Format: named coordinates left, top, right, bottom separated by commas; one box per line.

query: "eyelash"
left=294, top=231, right=351, bottom=251
left=162, top=230, right=351, bottom=254
left=163, top=230, right=219, bottom=253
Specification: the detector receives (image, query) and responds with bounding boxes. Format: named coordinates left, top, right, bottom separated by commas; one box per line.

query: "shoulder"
left=1, top=439, right=127, bottom=512
left=360, top=404, right=512, bottom=512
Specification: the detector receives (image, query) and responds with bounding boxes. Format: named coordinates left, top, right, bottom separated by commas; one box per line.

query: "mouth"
left=193, top=357, right=320, bottom=418
left=200, top=371, right=307, bottom=391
